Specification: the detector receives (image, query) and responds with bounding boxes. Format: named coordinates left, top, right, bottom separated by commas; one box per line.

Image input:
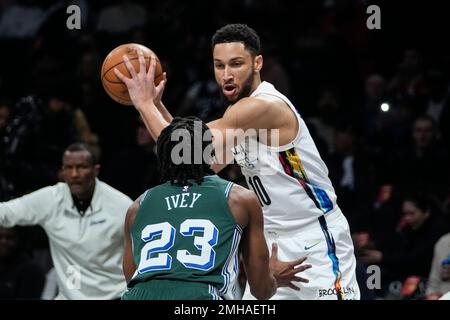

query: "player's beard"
left=221, top=70, right=255, bottom=104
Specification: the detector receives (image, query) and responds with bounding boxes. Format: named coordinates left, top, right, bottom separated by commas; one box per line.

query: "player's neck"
left=251, top=74, right=262, bottom=94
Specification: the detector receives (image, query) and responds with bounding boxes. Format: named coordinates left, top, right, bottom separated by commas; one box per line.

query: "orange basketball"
left=100, top=43, right=163, bottom=106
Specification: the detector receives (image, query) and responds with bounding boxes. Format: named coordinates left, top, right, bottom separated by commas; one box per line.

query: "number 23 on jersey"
left=137, top=219, right=219, bottom=273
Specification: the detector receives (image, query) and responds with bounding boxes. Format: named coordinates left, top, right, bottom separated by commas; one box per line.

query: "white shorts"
left=243, top=208, right=360, bottom=300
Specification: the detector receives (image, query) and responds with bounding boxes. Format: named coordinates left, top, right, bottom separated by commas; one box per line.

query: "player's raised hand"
left=269, top=242, right=312, bottom=290
left=153, top=71, right=167, bottom=108
left=114, top=50, right=165, bottom=110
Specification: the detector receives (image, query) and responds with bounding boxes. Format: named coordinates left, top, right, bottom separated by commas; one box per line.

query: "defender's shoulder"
left=228, top=184, right=259, bottom=207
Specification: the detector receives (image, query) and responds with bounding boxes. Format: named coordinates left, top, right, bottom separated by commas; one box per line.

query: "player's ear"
left=254, top=55, right=263, bottom=72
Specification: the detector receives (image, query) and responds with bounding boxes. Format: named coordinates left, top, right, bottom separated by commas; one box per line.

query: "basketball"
left=101, top=43, right=164, bottom=106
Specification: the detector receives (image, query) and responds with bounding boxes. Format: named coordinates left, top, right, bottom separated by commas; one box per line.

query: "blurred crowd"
left=1, top=0, right=449, bottom=300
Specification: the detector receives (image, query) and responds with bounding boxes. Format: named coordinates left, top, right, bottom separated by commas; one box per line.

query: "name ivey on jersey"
left=164, top=192, right=202, bottom=211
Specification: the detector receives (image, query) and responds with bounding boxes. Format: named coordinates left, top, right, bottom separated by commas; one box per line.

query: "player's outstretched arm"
left=123, top=199, right=140, bottom=283
left=115, top=50, right=227, bottom=174
left=156, top=100, right=173, bottom=123
left=206, top=96, right=280, bottom=174
left=114, top=50, right=169, bottom=141
left=239, top=189, right=277, bottom=300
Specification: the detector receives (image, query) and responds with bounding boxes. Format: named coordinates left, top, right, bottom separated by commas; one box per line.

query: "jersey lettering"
left=164, top=193, right=203, bottom=211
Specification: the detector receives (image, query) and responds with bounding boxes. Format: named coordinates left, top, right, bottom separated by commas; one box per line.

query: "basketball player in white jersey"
left=114, top=24, right=360, bottom=300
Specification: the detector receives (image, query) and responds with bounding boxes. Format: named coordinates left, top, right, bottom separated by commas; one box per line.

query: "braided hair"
left=157, top=116, right=215, bottom=186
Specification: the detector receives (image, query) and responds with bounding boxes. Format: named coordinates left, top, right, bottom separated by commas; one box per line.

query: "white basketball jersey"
left=232, top=81, right=338, bottom=232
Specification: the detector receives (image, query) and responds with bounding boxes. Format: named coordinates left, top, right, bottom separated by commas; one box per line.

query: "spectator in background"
left=388, top=49, right=426, bottom=104
left=0, top=101, right=11, bottom=134
left=0, top=96, right=43, bottom=197
left=352, top=182, right=404, bottom=302
left=355, top=74, right=395, bottom=153
left=0, top=94, right=101, bottom=276
left=326, top=122, right=376, bottom=231
left=74, top=46, right=105, bottom=130
left=34, top=91, right=100, bottom=187
left=306, top=88, right=342, bottom=155
left=102, top=117, right=160, bottom=200
left=359, top=194, right=450, bottom=292
left=260, top=46, right=291, bottom=98
left=365, top=184, right=403, bottom=248
left=0, top=226, right=45, bottom=299
left=356, top=74, right=413, bottom=153
left=358, top=73, right=387, bottom=143
left=390, top=115, right=450, bottom=199
left=425, top=232, right=450, bottom=299
left=423, top=69, right=450, bottom=149
left=0, top=0, right=47, bottom=39
left=96, top=0, right=147, bottom=35
left=177, top=71, right=224, bottom=122
left=424, top=69, right=449, bottom=123
left=0, top=143, right=132, bottom=299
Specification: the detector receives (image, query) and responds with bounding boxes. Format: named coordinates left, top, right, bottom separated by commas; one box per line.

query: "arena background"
left=0, top=0, right=449, bottom=301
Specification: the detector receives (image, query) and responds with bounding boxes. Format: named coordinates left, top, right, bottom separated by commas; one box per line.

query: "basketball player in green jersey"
left=122, top=117, right=311, bottom=300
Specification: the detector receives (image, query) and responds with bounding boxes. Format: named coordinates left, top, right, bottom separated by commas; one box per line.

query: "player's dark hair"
left=211, top=24, right=261, bottom=56
left=63, top=142, right=99, bottom=165
left=157, top=117, right=215, bottom=186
